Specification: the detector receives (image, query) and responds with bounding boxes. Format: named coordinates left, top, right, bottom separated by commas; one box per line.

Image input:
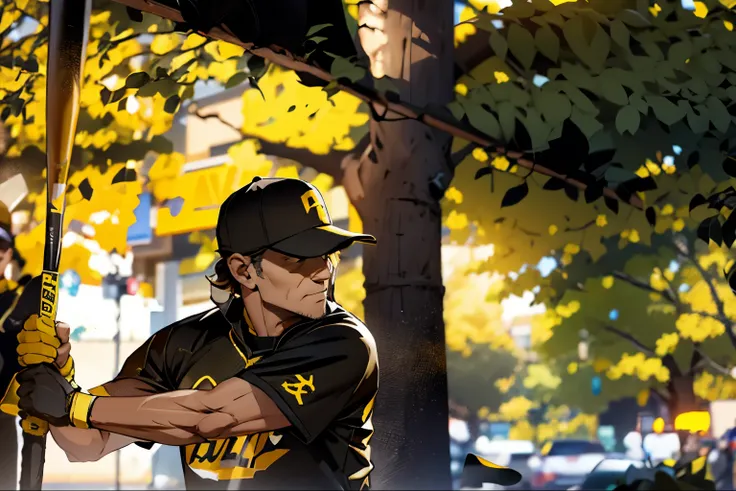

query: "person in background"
left=0, top=201, right=31, bottom=490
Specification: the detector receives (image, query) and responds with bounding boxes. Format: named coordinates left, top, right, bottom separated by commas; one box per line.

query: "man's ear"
left=227, top=253, right=257, bottom=290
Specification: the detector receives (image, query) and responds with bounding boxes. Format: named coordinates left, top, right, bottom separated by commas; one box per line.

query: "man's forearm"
left=49, top=425, right=138, bottom=462
left=89, top=390, right=208, bottom=446
left=87, top=378, right=288, bottom=446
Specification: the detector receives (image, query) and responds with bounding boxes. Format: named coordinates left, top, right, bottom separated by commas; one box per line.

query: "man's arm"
left=49, top=378, right=157, bottom=462
left=88, top=377, right=290, bottom=446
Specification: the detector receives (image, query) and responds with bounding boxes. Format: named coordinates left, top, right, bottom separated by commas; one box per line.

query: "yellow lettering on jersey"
left=281, top=374, right=315, bottom=406
left=184, top=432, right=289, bottom=481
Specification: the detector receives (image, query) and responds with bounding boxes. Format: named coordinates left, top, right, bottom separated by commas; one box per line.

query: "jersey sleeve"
left=238, top=325, right=375, bottom=444
left=113, top=328, right=173, bottom=392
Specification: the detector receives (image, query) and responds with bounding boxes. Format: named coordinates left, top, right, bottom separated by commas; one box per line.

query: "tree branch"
left=601, top=324, right=657, bottom=356
left=612, top=270, right=678, bottom=305
left=111, top=0, right=643, bottom=210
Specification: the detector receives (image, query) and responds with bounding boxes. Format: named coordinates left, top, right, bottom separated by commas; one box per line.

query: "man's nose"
left=311, top=257, right=332, bottom=282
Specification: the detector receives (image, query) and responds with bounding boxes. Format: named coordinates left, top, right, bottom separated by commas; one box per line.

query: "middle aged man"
left=14, top=177, right=379, bottom=491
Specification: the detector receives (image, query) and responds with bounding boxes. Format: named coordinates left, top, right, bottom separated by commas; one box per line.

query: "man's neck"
left=241, top=289, right=302, bottom=337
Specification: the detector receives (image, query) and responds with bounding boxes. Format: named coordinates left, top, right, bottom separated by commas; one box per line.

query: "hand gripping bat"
left=19, top=1, right=91, bottom=489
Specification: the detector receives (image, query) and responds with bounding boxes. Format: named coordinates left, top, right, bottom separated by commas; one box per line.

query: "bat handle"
left=18, top=270, right=61, bottom=490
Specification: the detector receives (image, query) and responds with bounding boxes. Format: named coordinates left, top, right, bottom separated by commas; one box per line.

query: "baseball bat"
left=19, top=1, right=91, bottom=489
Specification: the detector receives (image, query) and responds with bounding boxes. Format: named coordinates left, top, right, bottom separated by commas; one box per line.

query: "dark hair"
left=208, top=250, right=265, bottom=293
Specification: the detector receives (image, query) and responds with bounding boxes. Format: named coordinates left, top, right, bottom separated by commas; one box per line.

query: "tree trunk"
left=354, top=0, right=455, bottom=489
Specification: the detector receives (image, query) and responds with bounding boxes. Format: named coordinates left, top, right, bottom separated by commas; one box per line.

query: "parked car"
left=567, top=458, right=644, bottom=490
left=530, top=440, right=607, bottom=490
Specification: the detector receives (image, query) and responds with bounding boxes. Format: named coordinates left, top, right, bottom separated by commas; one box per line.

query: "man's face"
left=250, top=249, right=333, bottom=319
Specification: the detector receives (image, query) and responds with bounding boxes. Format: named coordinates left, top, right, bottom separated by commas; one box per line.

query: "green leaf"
left=309, top=36, right=328, bottom=44
left=136, top=79, right=178, bottom=98
left=448, top=101, right=465, bottom=121
left=681, top=101, right=710, bottom=134
left=667, top=41, right=693, bottom=66
left=534, top=90, right=571, bottom=125
left=247, top=55, right=267, bottom=78
left=306, top=23, right=333, bottom=37
left=616, top=9, right=651, bottom=28
left=646, top=95, right=685, bottom=125
left=463, top=103, right=502, bottom=140
left=706, top=96, right=731, bottom=133
left=225, top=71, right=248, bottom=89
left=615, top=106, right=640, bottom=135
left=164, top=95, right=180, bottom=114
left=563, top=16, right=610, bottom=73
left=330, top=56, right=365, bottom=83
left=558, top=82, right=598, bottom=114
left=100, top=87, right=111, bottom=105
left=489, top=31, right=508, bottom=60
left=497, top=102, right=517, bottom=141
left=110, top=88, right=126, bottom=104
left=534, top=24, right=559, bottom=62
left=609, top=20, right=630, bottom=49
left=501, top=181, right=529, bottom=208
left=508, top=24, right=536, bottom=70
left=599, top=77, right=628, bottom=106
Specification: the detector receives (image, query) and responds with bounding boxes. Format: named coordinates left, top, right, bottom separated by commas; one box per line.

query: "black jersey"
left=113, top=297, right=378, bottom=491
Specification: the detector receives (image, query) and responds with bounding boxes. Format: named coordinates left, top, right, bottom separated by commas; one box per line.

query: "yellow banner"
left=156, top=164, right=260, bottom=236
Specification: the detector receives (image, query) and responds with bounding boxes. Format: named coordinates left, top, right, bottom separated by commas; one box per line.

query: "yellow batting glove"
left=58, top=355, right=79, bottom=390
left=17, top=314, right=60, bottom=367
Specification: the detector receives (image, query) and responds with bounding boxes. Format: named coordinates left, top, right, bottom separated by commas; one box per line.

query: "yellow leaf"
left=150, top=33, right=181, bottom=55
left=181, top=32, right=208, bottom=51
left=548, top=224, right=558, bottom=236
left=645, top=159, right=661, bottom=176
left=655, top=332, right=679, bottom=356
left=274, top=164, right=300, bottom=179
left=472, top=148, right=489, bottom=162
left=563, top=243, right=580, bottom=255
left=0, top=10, right=21, bottom=34
left=693, top=1, right=708, bottom=17
left=444, top=186, right=464, bottom=204
left=492, top=156, right=510, bottom=171
left=567, top=362, right=578, bottom=374
left=635, top=165, right=650, bottom=178
left=629, top=229, right=640, bottom=243
left=446, top=210, right=469, bottom=230
left=499, top=396, right=534, bottom=420
left=672, top=218, right=685, bottom=232
left=602, top=276, right=614, bottom=289
left=494, top=71, right=510, bottom=84
left=218, top=41, right=246, bottom=59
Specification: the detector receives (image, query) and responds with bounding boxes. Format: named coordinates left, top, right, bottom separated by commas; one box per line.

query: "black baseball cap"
left=216, top=177, right=377, bottom=258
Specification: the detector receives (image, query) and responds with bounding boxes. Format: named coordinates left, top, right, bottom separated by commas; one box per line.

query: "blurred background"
left=1, top=0, right=736, bottom=489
